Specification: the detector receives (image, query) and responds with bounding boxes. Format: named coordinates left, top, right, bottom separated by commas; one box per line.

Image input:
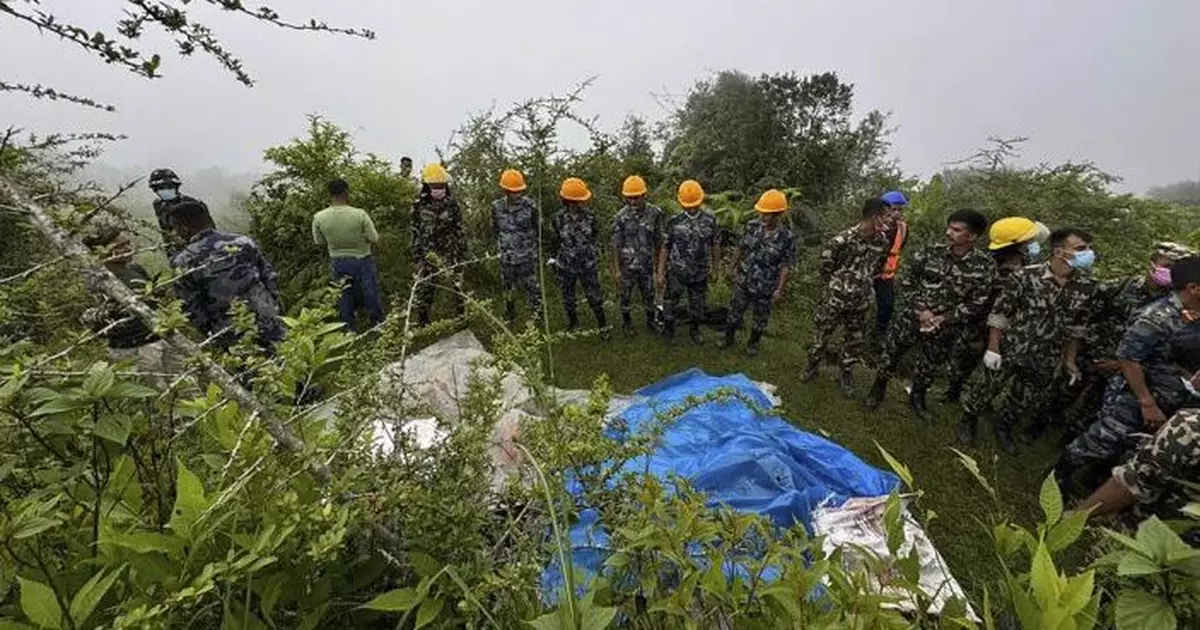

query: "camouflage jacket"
left=1114, top=407, right=1200, bottom=520
left=819, top=224, right=888, bottom=309
left=1117, top=293, right=1200, bottom=403
left=491, top=197, right=540, bottom=267
left=735, top=219, right=797, bottom=297
left=171, top=229, right=284, bottom=346
left=153, top=194, right=205, bottom=234
left=551, top=205, right=601, bottom=273
left=611, top=204, right=665, bottom=274
left=900, top=243, right=997, bottom=325
left=411, top=194, right=468, bottom=267
left=1086, top=275, right=1169, bottom=359
left=664, top=209, right=719, bottom=283
left=987, top=262, right=1097, bottom=368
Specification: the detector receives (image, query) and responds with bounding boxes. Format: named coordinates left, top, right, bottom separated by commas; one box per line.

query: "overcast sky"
left=2, top=0, right=1197, bottom=193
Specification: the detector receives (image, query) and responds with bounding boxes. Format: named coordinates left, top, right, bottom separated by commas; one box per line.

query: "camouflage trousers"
left=663, top=273, right=707, bottom=326
left=962, top=361, right=1053, bottom=431
left=1063, top=381, right=1190, bottom=466
left=808, top=299, right=870, bottom=370
left=413, top=262, right=464, bottom=321
left=1048, top=359, right=1109, bottom=437
left=618, top=268, right=655, bottom=320
left=726, top=284, right=773, bottom=334
left=948, top=322, right=988, bottom=393
left=556, top=267, right=604, bottom=320
left=500, top=261, right=542, bottom=315
left=876, top=312, right=958, bottom=390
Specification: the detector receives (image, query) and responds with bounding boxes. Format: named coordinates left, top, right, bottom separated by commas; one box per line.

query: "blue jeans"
left=331, top=256, right=384, bottom=331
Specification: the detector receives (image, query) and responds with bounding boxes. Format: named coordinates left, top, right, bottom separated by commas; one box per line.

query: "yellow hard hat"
left=421, top=163, right=450, bottom=184
left=988, top=217, right=1039, bottom=250
left=622, top=175, right=648, bottom=197
left=499, top=169, right=527, bottom=192
left=754, top=189, right=789, bottom=214
left=677, top=180, right=705, bottom=208
left=559, top=177, right=592, bottom=202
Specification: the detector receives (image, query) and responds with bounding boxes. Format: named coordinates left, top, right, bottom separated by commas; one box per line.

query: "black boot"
left=595, top=309, right=610, bottom=341
left=718, top=327, right=735, bottom=349
left=646, top=310, right=659, bottom=335
left=908, top=386, right=933, bottom=423
left=746, top=330, right=763, bottom=357
left=417, top=308, right=431, bottom=328
left=956, top=412, right=978, bottom=446
left=801, top=356, right=820, bottom=383
left=663, top=320, right=677, bottom=345
left=689, top=323, right=703, bottom=345
left=838, top=369, right=856, bottom=397
left=622, top=313, right=635, bottom=337
left=864, top=376, right=888, bottom=410
left=940, top=381, right=963, bottom=404
left=565, top=310, right=579, bottom=333
left=504, top=300, right=517, bottom=324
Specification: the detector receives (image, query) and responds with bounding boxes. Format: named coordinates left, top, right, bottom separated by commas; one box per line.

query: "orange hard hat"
left=754, top=189, right=789, bottom=214
left=559, top=177, right=592, bottom=202
left=621, top=175, right=648, bottom=197
left=499, top=169, right=527, bottom=192
left=677, top=180, right=705, bottom=208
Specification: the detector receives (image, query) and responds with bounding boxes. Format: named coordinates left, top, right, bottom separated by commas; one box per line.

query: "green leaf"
left=1059, top=569, right=1094, bottom=617
left=1039, top=473, right=1063, bottom=525
left=527, top=610, right=566, bottom=630
left=407, top=552, right=441, bottom=578
left=93, top=414, right=131, bottom=445
left=1029, top=542, right=1059, bottom=611
left=1117, top=552, right=1163, bottom=577
left=1137, top=516, right=1190, bottom=563
left=1047, top=509, right=1089, bottom=552
left=414, top=597, right=444, bottom=629
left=0, top=372, right=29, bottom=403
left=0, top=621, right=35, bottom=630
left=949, top=447, right=995, bottom=498
left=359, top=588, right=418, bottom=612
left=82, top=365, right=115, bottom=398
left=69, top=566, right=124, bottom=627
left=30, top=395, right=88, bottom=417
left=875, top=443, right=913, bottom=489
left=107, top=531, right=185, bottom=556
left=580, top=603, right=618, bottom=630
left=12, top=517, right=60, bottom=540
left=168, top=460, right=209, bottom=542
left=883, top=492, right=905, bottom=556
left=1114, top=589, right=1176, bottom=630
left=1179, top=502, right=1200, bottom=519
left=18, top=577, right=62, bottom=629
left=1101, top=527, right=1152, bottom=556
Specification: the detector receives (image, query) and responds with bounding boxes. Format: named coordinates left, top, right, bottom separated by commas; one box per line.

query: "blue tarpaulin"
left=541, top=369, right=899, bottom=595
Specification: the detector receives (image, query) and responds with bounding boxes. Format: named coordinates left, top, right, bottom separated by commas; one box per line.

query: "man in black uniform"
left=148, top=168, right=207, bottom=257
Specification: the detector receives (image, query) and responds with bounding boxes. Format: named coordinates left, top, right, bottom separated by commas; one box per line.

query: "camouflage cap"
left=1155, top=241, right=1197, bottom=262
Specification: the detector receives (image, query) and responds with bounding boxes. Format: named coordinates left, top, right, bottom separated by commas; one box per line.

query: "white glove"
left=547, top=258, right=558, bottom=268
left=983, top=350, right=1002, bottom=371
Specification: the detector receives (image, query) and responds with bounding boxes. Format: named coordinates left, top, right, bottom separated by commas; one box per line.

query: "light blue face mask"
left=1025, top=241, right=1042, bottom=259
left=1068, top=249, right=1096, bottom=270
left=155, top=188, right=179, bottom=202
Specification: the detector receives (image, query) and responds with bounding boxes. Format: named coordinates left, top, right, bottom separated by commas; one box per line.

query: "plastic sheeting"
left=541, top=369, right=900, bottom=591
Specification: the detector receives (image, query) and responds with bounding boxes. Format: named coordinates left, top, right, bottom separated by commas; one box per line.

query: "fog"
left=3, top=0, right=1198, bottom=195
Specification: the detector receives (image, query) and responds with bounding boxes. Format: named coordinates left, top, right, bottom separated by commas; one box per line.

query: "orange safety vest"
left=879, top=219, right=908, bottom=280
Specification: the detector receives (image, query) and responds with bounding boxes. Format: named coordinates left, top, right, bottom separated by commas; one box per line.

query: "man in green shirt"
left=312, top=178, right=383, bottom=331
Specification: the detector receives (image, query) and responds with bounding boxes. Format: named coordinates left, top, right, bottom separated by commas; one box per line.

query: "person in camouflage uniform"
left=550, top=178, right=608, bottom=338
left=658, top=180, right=720, bottom=345
left=493, top=169, right=542, bottom=323
left=611, top=175, right=665, bottom=336
left=1074, top=407, right=1200, bottom=526
left=1048, top=242, right=1196, bottom=440
left=149, top=168, right=209, bottom=257
left=802, top=198, right=889, bottom=395
left=718, top=190, right=797, bottom=357
left=411, top=164, right=468, bottom=326
left=956, top=228, right=1098, bottom=454
left=942, top=219, right=1049, bottom=405
left=1056, top=255, right=1200, bottom=493
left=864, top=210, right=995, bottom=422
left=169, top=200, right=284, bottom=350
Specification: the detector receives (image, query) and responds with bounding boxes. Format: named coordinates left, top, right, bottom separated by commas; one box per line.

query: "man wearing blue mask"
left=956, top=227, right=1097, bottom=454
left=149, top=168, right=207, bottom=257
left=1057, top=255, right=1200, bottom=496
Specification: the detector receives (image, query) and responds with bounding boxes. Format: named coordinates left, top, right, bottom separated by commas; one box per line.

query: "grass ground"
left=521, top=278, right=1062, bottom=597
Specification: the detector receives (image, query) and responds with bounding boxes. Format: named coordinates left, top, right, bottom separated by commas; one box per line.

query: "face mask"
left=429, top=188, right=447, bottom=200
left=1025, top=241, right=1042, bottom=259
left=1151, top=264, right=1172, bottom=287
left=155, top=188, right=178, bottom=201
left=1067, top=249, right=1096, bottom=270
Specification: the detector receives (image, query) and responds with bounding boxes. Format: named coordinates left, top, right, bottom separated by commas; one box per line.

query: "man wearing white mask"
left=149, top=168, right=208, bottom=256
